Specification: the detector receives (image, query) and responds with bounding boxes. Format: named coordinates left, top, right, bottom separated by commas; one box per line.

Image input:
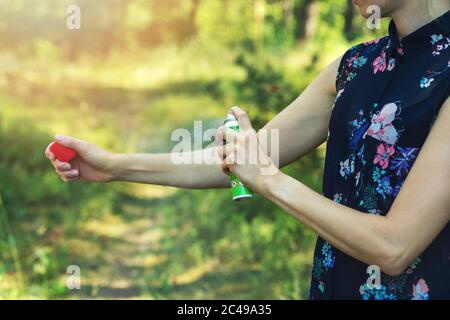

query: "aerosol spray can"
left=224, top=114, right=254, bottom=201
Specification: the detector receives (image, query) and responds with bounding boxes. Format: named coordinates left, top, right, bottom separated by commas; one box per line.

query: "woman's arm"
left=45, top=57, right=341, bottom=188
left=45, top=136, right=229, bottom=188
left=218, top=97, right=450, bottom=276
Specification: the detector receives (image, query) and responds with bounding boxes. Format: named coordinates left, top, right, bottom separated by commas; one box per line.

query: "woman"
left=46, top=0, right=450, bottom=299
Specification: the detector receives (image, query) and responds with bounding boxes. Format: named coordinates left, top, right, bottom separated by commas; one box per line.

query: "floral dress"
left=309, top=11, right=450, bottom=300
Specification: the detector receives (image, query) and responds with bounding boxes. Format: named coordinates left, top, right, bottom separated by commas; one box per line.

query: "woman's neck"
left=390, top=1, right=450, bottom=38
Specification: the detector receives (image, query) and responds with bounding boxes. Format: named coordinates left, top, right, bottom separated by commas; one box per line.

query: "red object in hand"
left=49, top=141, right=77, bottom=162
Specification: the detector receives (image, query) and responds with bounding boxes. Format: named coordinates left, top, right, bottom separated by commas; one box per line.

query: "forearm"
left=261, top=171, right=402, bottom=274
left=107, top=55, right=339, bottom=189
left=111, top=147, right=229, bottom=189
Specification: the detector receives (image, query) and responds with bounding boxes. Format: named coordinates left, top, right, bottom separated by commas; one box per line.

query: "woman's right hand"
left=45, top=134, right=120, bottom=183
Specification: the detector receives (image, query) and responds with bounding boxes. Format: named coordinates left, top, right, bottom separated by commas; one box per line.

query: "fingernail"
left=68, top=171, right=78, bottom=178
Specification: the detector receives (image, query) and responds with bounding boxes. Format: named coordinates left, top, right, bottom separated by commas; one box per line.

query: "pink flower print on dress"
left=374, top=143, right=395, bottom=169
left=364, top=103, right=399, bottom=145
left=373, top=51, right=387, bottom=74
left=412, top=279, right=429, bottom=300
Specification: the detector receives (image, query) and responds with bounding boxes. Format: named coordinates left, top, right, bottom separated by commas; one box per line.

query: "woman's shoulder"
left=346, top=36, right=389, bottom=57
left=335, top=36, right=389, bottom=91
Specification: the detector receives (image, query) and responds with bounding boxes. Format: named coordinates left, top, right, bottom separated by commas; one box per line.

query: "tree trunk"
left=188, top=0, right=201, bottom=37
left=282, top=0, right=294, bottom=24
left=344, top=0, right=355, bottom=40
left=294, top=0, right=318, bottom=41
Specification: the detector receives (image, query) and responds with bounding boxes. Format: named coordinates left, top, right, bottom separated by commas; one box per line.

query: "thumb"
left=55, top=134, right=88, bottom=154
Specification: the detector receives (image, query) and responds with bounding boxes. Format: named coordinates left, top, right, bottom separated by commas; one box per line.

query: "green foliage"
left=232, top=52, right=298, bottom=128
left=0, top=97, right=122, bottom=298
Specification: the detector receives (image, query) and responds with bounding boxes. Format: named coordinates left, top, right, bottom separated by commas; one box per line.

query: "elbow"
left=379, top=261, right=407, bottom=277
left=377, top=247, right=410, bottom=277
left=373, top=217, right=413, bottom=276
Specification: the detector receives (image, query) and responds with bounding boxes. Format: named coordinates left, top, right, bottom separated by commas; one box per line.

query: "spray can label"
left=224, top=114, right=254, bottom=201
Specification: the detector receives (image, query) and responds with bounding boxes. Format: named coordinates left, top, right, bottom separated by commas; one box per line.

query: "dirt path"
left=67, top=187, right=169, bottom=299
left=65, top=185, right=257, bottom=300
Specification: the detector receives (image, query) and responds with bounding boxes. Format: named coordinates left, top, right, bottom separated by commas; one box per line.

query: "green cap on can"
left=224, top=113, right=237, bottom=124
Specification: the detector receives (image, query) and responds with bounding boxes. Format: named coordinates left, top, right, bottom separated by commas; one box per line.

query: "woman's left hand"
left=215, top=106, right=280, bottom=195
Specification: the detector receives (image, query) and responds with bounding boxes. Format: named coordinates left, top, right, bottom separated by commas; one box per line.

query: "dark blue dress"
left=309, top=11, right=450, bottom=300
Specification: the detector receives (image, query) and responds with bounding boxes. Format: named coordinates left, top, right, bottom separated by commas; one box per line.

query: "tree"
left=344, top=0, right=355, bottom=40
left=282, top=0, right=294, bottom=24
left=188, top=0, right=202, bottom=37
left=293, top=0, right=319, bottom=42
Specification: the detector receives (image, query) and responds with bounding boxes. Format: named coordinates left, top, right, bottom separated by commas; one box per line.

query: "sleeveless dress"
left=309, top=11, right=450, bottom=300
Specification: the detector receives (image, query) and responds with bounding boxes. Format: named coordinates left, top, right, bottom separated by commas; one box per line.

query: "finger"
left=215, top=126, right=225, bottom=145
left=55, top=134, right=88, bottom=154
left=217, top=145, right=224, bottom=160
left=218, top=140, right=237, bottom=159
left=224, top=153, right=236, bottom=166
left=52, top=159, right=72, bottom=173
left=61, top=169, right=79, bottom=180
left=220, top=153, right=236, bottom=175
left=229, top=106, right=252, bottom=131
left=219, top=126, right=239, bottom=144
left=221, top=162, right=231, bottom=176
left=55, top=160, right=72, bottom=172
left=45, top=145, right=56, bottom=161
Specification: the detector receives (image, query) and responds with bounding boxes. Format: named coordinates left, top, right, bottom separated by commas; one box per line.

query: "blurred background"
left=0, top=0, right=388, bottom=299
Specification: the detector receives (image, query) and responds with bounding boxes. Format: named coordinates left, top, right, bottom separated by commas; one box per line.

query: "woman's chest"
left=325, top=47, right=449, bottom=212
left=330, top=54, right=449, bottom=149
